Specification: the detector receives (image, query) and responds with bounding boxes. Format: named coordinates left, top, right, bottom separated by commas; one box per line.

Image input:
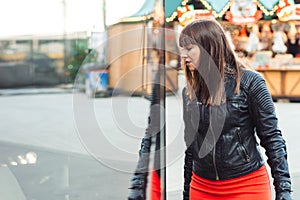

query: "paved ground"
left=0, top=85, right=299, bottom=199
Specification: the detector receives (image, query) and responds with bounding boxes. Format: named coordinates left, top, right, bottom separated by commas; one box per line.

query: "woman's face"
left=181, top=44, right=200, bottom=72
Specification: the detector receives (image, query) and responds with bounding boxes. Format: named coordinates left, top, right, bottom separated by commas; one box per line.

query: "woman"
left=180, top=19, right=292, bottom=200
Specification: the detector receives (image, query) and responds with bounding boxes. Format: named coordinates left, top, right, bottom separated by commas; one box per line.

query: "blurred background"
left=0, top=0, right=144, bottom=88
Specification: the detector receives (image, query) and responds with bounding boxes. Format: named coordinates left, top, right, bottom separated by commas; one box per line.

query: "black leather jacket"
left=183, top=70, right=291, bottom=199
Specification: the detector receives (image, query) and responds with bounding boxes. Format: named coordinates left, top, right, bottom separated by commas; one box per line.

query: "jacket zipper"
left=212, top=141, right=219, bottom=180
left=236, top=127, right=251, bottom=162
left=210, top=106, right=219, bottom=180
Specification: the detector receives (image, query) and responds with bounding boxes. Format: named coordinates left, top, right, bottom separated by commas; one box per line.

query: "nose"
left=181, top=52, right=188, bottom=59
left=180, top=48, right=188, bottom=58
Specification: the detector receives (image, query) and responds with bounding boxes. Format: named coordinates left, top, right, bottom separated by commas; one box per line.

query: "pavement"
left=0, top=79, right=300, bottom=199
left=0, top=84, right=75, bottom=96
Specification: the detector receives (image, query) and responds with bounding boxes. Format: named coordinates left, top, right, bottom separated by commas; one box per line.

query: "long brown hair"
left=179, top=19, right=244, bottom=105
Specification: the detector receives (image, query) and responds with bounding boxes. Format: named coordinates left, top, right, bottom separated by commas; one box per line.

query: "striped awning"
left=121, top=0, right=183, bottom=23
left=200, top=0, right=231, bottom=18
left=257, top=0, right=279, bottom=16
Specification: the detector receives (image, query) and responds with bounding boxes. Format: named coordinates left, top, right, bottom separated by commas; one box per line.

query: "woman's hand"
left=128, top=188, right=144, bottom=200
left=276, top=191, right=293, bottom=200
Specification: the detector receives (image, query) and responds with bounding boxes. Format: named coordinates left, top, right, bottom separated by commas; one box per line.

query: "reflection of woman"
left=180, top=19, right=292, bottom=200
left=127, top=72, right=161, bottom=200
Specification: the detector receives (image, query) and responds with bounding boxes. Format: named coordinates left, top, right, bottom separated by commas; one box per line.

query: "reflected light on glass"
left=10, top=161, right=18, bottom=166
left=17, top=155, right=28, bottom=165
left=26, top=152, right=37, bottom=164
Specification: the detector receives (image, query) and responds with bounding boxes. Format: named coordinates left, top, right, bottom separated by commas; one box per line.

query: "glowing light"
left=200, top=0, right=231, bottom=18
left=17, top=155, right=28, bottom=165
left=26, top=152, right=38, bottom=164
left=166, top=0, right=189, bottom=23
left=10, top=161, right=18, bottom=166
left=257, top=0, right=280, bottom=16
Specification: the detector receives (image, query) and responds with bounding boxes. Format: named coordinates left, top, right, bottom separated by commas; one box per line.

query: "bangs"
left=179, top=29, right=197, bottom=47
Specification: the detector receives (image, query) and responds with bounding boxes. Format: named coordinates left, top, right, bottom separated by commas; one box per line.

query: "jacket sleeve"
left=248, top=72, right=292, bottom=195
left=182, top=88, right=193, bottom=200
left=128, top=72, right=161, bottom=200
left=128, top=132, right=151, bottom=200
left=183, top=146, right=193, bottom=200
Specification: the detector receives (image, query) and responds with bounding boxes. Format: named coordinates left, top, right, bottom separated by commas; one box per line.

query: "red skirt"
left=190, top=165, right=271, bottom=200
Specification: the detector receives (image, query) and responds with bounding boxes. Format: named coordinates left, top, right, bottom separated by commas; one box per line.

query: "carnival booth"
left=254, top=1, right=300, bottom=100
left=227, top=0, right=300, bottom=100
left=107, top=0, right=182, bottom=96
left=244, top=0, right=300, bottom=100
left=171, top=0, right=300, bottom=100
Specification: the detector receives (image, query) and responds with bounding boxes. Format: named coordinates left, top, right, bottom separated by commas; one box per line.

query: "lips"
left=185, top=61, right=195, bottom=71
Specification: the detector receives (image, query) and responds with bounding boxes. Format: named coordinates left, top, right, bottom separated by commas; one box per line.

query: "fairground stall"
left=224, top=0, right=300, bottom=100
left=107, top=0, right=182, bottom=96
left=170, top=0, right=300, bottom=100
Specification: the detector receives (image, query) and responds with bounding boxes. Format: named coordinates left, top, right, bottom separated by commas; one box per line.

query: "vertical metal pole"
left=158, top=0, right=166, bottom=199
left=102, top=0, right=106, bottom=31
left=63, top=0, right=67, bottom=81
left=102, top=0, right=108, bottom=65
